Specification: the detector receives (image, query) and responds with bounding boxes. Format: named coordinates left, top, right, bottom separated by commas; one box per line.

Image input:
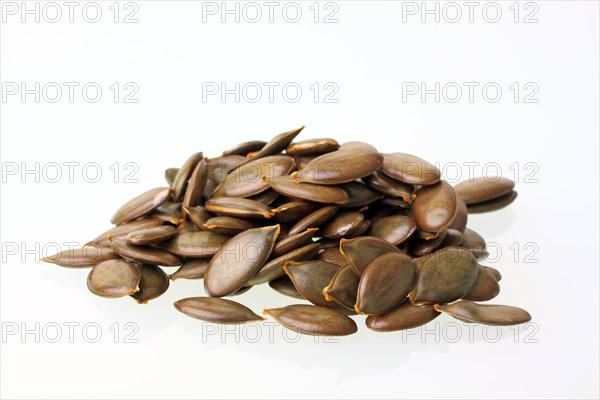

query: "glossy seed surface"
left=435, top=301, right=532, bottom=326
left=366, top=301, right=439, bottom=332
left=111, top=187, right=171, bottom=224
left=87, top=259, right=141, bottom=298
left=175, top=297, right=263, bottom=323
left=263, top=304, right=357, bottom=336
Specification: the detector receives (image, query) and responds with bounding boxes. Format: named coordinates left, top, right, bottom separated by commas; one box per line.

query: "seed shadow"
left=467, top=208, right=517, bottom=238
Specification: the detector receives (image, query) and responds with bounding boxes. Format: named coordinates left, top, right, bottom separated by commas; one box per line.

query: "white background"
left=1, top=1, right=599, bottom=398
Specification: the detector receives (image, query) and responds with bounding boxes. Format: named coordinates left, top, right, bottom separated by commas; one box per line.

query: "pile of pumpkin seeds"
left=43, top=126, right=531, bottom=336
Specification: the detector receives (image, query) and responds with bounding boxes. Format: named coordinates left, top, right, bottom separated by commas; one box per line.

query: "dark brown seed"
left=205, top=197, right=274, bottom=219
left=286, top=138, right=340, bottom=156
left=41, top=247, right=117, bottom=268
left=109, top=238, right=181, bottom=266
left=111, top=187, right=171, bottom=224
left=467, top=191, right=518, bottom=214
left=340, top=236, right=400, bottom=276
left=161, top=231, right=230, bottom=258
left=245, top=243, right=320, bottom=286
left=177, top=220, right=201, bottom=234
left=339, top=181, right=383, bottom=208
left=265, top=176, right=349, bottom=205
left=454, top=177, right=515, bottom=205
left=322, top=265, right=359, bottom=311
left=367, top=214, right=416, bottom=246
left=207, top=155, right=247, bottom=175
left=87, top=259, right=141, bottom=298
left=415, top=228, right=441, bottom=240
left=245, top=126, right=304, bottom=162
left=184, top=206, right=213, bottom=229
left=131, top=264, right=170, bottom=304
left=169, top=259, right=209, bottom=281
left=126, top=225, right=177, bottom=245
left=273, top=228, right=318, bottom=258
left=250, top=189, right=279, bottom=205
left=175, top=297, right=263, bottom=324
left=346, top=220, right=371, bottom=238
left=439, top=228, right=463, bottom=248
left=484, top=266, right=502, bottom=281
left=435, top=301, right=531, bottom=326
left=269, top=276, right=304, bottom=299
left=366, top=301, right=439, bottom=332
left=412, top=181, right=457, bottom=233
left=448, top=198, right=468, bottom=232
left=463, top=265, right=500, bottom=301
left=217, top=155, right=295, bottom=198
left=295, top=149, right=383, bottom=185
left=381, top=197, right=411, bottom=208
left=263, top=304, right=357, bottom=336
left=226, top=286, right=253, bottom=297
left=339, top=141, right=378, bottom=153
left=410, top=247, right=479, bottom=305
left=203, top=216, right=260, bottom=235
left=182, top=158, right=208, bottom=209
left=364, top=170, right=416, bottom=202
left=320, top=212, right=364, bottom=239
left=151, top=201, right=182, bottom=225
left=272, top=201, right=320, bottom=223
left=355, top=253, right=416, bottom=315
left=410, top=230, right=447, bottom=257
left=172, top=152, right=203, bottom=201
left=316, top=246, right=347, bottom=267
left=222, top=140, right=267, bottom=156
left=293, top=155, right=316, bottom=170
left=284, top=260, right=341, bottom=308
left=289, top=205, right=339, bottom=236
left=165, top=168, right=179, bottom=187
left=381, top=153, right=441, bottom=185
left=460, top=228, right=489, bottom=260
left=204, top=225, right=280, bottom=297
left=87, top=218, right=163, bottom=248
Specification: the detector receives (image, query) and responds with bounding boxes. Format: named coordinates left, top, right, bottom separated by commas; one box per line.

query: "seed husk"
left=434, top=301, right=531, bottom=326
left=439, top=228, right=463, bottom=248
left=245, top=126, right=304, bottom=162
left=316, top=246, right=348, bottom=267
left=87, top=218, right=163, bottom=248
left=320, top=211, right=365, bottom=239
left=289, top=205, right=339, bottom=236
left=340, top=236, right=400, bottom=276
left=412, top=180, right=457, bottom=233
left=462, top=265, right=500, bottom=301
left=410, top=229, right=447, bottom=257
left=203, top=216, right=260, bottom=235
left=109, top=237, right=181, bottom=266
left=126, top=225, right=177, bottom=245
left=364, top=170, right=416, bottom=202
left=263, top=304, right=357, bottom=336
left=41, top=247, right=117, bottom=268
left=87, top=259, right=141, bottom=298
left=172, top=152, right=203, bottom=202
left=273, top=228, right=318, bottom=258
left=264, top=175, right=349, bottom=205
left=410, top=247, right=479, bottom=305
left=355, top=253, right=416, bottom=315
left=322, top=264, right=359, bottom=311
left=182, top=158, right=208, bottom=209
left=165, top=168, right=179, bottom=187
left=246, top=243, right=320, bottom=286
left=131, top=264, right=170, bottom=304
left=222, top=140, right=267, bottom=156
left=295, top=148, right=383, bottom=185
left=381, top=153, right=441, bottom=185
left=169, top=259, right=209, bottom=281
left=467, top=191, right=518, bottom=214
left=184, top=206, right=213, bottom=229
left=204, top=225, right=280, bottom=297
left=345, top=220, right=371, bottom=238
left=205, top=197, right=274, bottom=219
left=286, top=138, right=340, bottom=156
left=460, top=228, right=489, bottom=260
left=269, top=276, right=304, bottom=299
left=448, top=198, right=468, bottom=232
left=366, top=301, right=440, bottom=332
left=339, top=181, right=383, bottom=208
left=284, top=260, right=342, bottom=308
left=454, top=177, right=515, bottom=205
left=151, top=202, right=183, bottom=225
left=367, top=214, right=416, bottom=246
left=161, top=231, right=230, bottom=258
left=272, top=201, right=320, bottom=224
left=110, top=187, right=171, bottom=225
left=175, top=297, right=263, bottom=324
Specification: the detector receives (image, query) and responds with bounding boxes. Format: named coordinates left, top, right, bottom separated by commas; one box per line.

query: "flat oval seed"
left=269, top=277, right=304, bottom=299
left=284, top=260, right=341, bottom=308
left=131, top=264, right=170, bottom=304
left=87, top=259, right=141, bottom=298
left=41, top=247, right=117, bottom=268
left=273, top=228, right=318, bottom=258
left=111, top=187, right=171, bottom=225
left=484, top=266, right=502, bottom=282
left=172, top=152, right=203, bottom=201
left=412, top=181, right=457, bottom=233
left=366, top=301, right=439, bottom=332
left=323, top=265, right=359, bottom=311
left=296, top=149, right=383, bottom=185
left=245, top=243, right=320, bottom=286
left=460, top=228, right=488, bottom=260
left=161, top=231, right=230, bottom=258
left=339, top=141, right=378, bottom=153
left=177, top=220, right=201, bottom=234
left=264, top=304, right=357, bottom=336
left=207, top=155, right=247, bottom=175
left=367, top=214, right=416, bottom=246
left=169, top=259, right=209, bottom=281
left=355, top=253, right=416, bottom=315
left=250, top=189, right=279, bottom=205
left=289, top=205, right=339, bottom=236
left=203, top=216, right=260, bottom=235
left=410, top=247, right=479, bottom=305
left=340, top=236, right=400, bottom=276
left=346, top=220, right=371, bottom=239
left=109, top=238, right=181, bottom=266
left=294, top=155, right=316, bottom=170
left=175, top=297, right=263, bottom=324
left=245, top=126, right=304, bottom=162
left=204, top=225, right=280, bottom=297
left=222, top=140, right=267, bottom=156
left=316, top=246, right=348, bottom=267
left=435, top=301, right=531, bottom=326
left=339, top=181, right=383, bottom=208
left=272, top=201, right=320, bottom=223
left=205, top=197, right=274, bottom=219
left=448, top=198, right=468, bottom=232
left=381, top=153, right=441, bottom=185
left=165, top=168, right=179, bottom=187
left=410, top=230, right=447, bottom=257
left=184, top=206, right=213, bottom=229
left=365, top=170, right=416, bottom=202
left=320, top=212, right=364, bottom=239
left=453, top=177, right=515, bottom=205
left=151, top=202, right=182, bottom=225
left=462, top=265, right=500, bottom=301
left=126, top=225, right=177, bottom=245
left=265, top=176, right=349, bottom=205
left=286, top=138, right=340, bottom=156
left=87, top=218, right=163, bottom=248
left=439, top=228, right=463, bottom=248
left=182, top=158, right=208, bottom=209
left=467, top=191, right=518, bottom=214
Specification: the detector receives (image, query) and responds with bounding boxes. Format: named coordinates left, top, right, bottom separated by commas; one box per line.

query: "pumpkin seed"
left=175, top=297, right=263, bottom=323
left=272, top=201, right=320, bottom=223
left=87, top=259, right=141, bottom=298
left=273, top=228, right=318, bottom=258
left=289, top=205, right=339, bottom=236
left=184, top=206, right=213, bottom=229
left=222, top=140, right=267, bottom=156
left=448, top=198, right=468, bottom=232
left=366, top=301, right=439, bottom=332
left=346, top=220, right=371, bottom=238
left=410, top=229, right=447, bottom=257
left=250, top=189, right=280, bottom=205
left=284, top=260, right=342, bottom=308
left=340, top=236, right=400, bottom=276
left=364, top=170, right=416, bottom=202
left=269, top=276, right=304, bottom=299
left=111, top=187, right=171, bottom=224
left=245, top=126, right=304, bottom=162
left=339, top=181, right=383, bottom=208
left=182, top=158, right=208, bottom=209
left=316, top=246, right=348, bottom=267
left=245, top=243, right=320, bottom=286
left=131, top=264, right=170, bottom=304
left=205, top=197, right=274, bottom=219
left=434, top=300, right=531, bottom=326
left=151, top=202, right=183, bottom=225
left=169, top=259, right=209, bottom=281
left=172, top=152, right=203, bottom=201
left=165, top=168, right=179, bottom=187
left=381, top=153, right=441, bottom=185
left=41, top=247, right=117, bottom=268
left=161, top=231, right=230, bottom=258
left=367, top=214, right=416, bottom=245
left=454, top=177, right=515, bottom=205
left=460, top=228, right=489, bottom=259
left=108, top=237, right=181, bottom=266
left=439, top=228, right=463, bottom=248
left=462, top=265, right=500, bottom=301
left=203, top=216, right=260, bottom=235
left=467, top=191, right=518, bottom=214
left=322, top=264, right=359, bottom=311
left=126, top=225, right=177, bottom=245
left=320, top=211, right=364, bottom=239
left=286, top=138, right=340, bottom=156
left=295, top=148, right=383, bottom=185
left=412, top=180, right=457, bottom=233
left=263, top=304, right=357, bottom=336
left=265, top=175, right=349, bottom=205
left=87, top=218, right=163, bottom=248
